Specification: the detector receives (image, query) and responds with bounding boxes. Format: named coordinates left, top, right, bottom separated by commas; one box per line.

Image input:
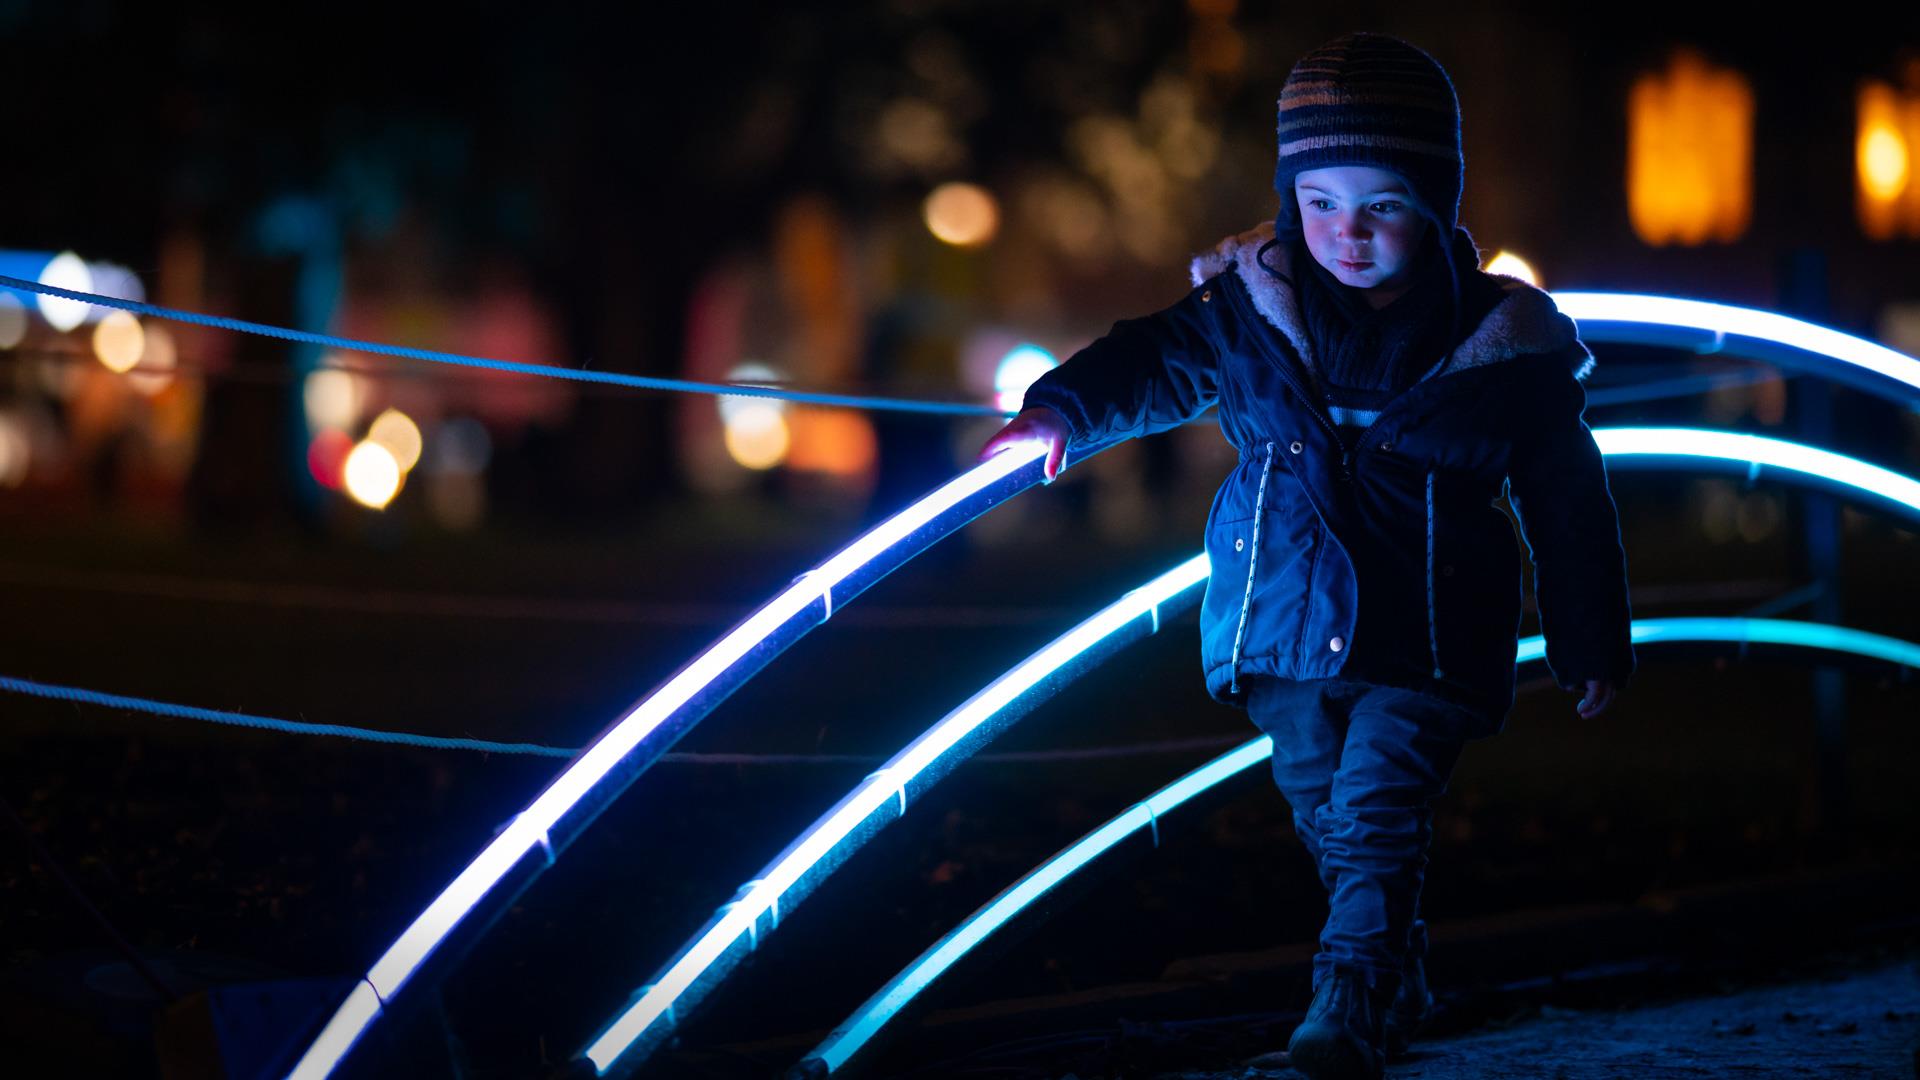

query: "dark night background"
left=3, top=2, right=1919, bottom=1078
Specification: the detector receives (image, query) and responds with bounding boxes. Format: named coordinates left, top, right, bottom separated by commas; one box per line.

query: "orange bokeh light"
left=1857, top=70, right=1920, bottom=240
left=1627, top=48, right=1752, bottom=247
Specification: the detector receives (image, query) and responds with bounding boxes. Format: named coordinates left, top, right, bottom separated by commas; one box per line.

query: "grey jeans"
left=1245, top=675, right=1480, bottom=996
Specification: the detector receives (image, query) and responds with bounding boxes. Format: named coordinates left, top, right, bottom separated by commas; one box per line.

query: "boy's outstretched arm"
left=1009, top=282, right=1223, bottom=478
left=1507, top=353, right=1638, bottom=708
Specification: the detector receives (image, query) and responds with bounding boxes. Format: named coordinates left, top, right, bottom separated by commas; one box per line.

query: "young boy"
left=977, top=31, right=1636, bottom=1080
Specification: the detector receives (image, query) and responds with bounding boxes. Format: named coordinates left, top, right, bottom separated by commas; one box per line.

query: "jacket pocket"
left=1200, top=443, right=1318, bottom=693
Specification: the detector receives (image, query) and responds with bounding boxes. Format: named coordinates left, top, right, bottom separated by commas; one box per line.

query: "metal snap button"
left=1329, top=636, right=1345, bottom=652
left=1443, top=564, right=1455, bottom=577
left=1379, top=441, right=1392, bottom=451
left=1289, top=440, right=1303, bottom=454
left=1234, top=537, right=1245, bottom=552
left=1200, top=289, right=1212, bottom=302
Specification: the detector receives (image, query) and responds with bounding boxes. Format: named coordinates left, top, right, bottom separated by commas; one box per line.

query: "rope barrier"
left=0, top=674, right=1244, bottom=764
left=1, top=674, right=576, bottom=758
left=6, top=272, right=1752, bottom=436
left=2, top=338, right=1774, bottom=417
left=0, top=274, right=1011, bottom=419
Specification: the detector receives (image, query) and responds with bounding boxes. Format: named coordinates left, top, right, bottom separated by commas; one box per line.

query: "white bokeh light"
left=994, top=344, right=1058, bottom=413
left=36, top=251, right=93, bottom=333
left=304, top=367, right=364, bottom=431
left=91, top=310, right=145, bottom=373
left=343, top=441, right=402, bottom=509
left=367, top=409, right=424, bottom=472
left=1485, top=251, right=1539, bottom=286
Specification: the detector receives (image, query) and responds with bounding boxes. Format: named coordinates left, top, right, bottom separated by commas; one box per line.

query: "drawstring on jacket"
left=1229, top=440, right=1277, bottom=694
left=1426, top=468, right=1444, bottom=680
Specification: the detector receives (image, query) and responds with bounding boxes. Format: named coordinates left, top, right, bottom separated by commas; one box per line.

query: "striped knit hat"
left=1272, top=32, right=1464, bottom=240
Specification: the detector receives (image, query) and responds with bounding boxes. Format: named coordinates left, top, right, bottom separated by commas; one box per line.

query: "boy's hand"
left=1575, top=678, right=1617, bottom=719
left=977, top=406, right=1070, bottom=483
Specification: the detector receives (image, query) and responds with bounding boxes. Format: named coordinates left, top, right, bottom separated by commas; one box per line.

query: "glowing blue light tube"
left=1552, top=292, right=1920, bottom=404
left=1592, top=427, right=1920, bottom=522
left=800, top=616, right=1920, bottom=1075
left=285, top=444, right=1050, bottom=1080
left=1520, top=616, right=1920, bottom=670
left=580, top=554, right=1211, bottom=1073
left=800, top=735, right=1273, bottom=1076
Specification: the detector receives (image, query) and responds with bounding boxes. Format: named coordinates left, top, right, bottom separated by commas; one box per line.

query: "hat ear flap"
left=1274, top=189, right=1303, bottom=239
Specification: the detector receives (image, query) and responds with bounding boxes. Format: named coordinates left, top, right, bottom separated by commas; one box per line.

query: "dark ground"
left=680, top=940, right=1920, bottom=1078
left=1, top=473, right=1917, bottom=1078
left=1377, top=951, right=1920, bottom=1079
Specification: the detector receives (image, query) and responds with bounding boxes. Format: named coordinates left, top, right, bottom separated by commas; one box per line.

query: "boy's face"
left=1294, top=165, right=1431, bottom=307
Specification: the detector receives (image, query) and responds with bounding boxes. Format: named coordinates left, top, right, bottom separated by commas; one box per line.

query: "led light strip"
left=798, top=616, right=1920, bottom=1075
left=574, top=428, right=1920, bottom=1077
left=1552, top=292, right=1920, bottom=402
left=580, top=555, right=1211, bottom=1071
left=286, top=444, right=1048, bottom=1080
left=1544, top=616, right=1920, bottom=669
left=1592, top=427, right=1920, bottom=520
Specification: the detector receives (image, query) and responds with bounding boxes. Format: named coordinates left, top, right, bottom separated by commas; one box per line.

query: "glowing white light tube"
left=1593, top=427, right=1920, bottom=520
left=801, top=616, right=1920, bottom=1074
left=581, top=554, right=1211, bottom=1072
left=1552, top=292, right=1920, bottom=400
left=286, top=444, right=1047, bottom=1080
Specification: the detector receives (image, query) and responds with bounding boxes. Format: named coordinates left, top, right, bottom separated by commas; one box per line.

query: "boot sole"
left=1287, top=1031, right=1383, bottom=1080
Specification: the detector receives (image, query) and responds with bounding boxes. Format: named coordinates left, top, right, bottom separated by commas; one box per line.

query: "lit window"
left=1856, top=63, right=1920, bottom=240
left=1627, top=48, right=1753, bottom=246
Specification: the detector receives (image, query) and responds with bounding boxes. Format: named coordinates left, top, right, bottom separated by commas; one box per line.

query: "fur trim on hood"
left=1188, top=220, right=1595, bottom=383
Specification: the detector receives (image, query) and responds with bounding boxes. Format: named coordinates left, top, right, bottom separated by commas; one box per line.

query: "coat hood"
left=1188, top=220, right=1595, bottom=383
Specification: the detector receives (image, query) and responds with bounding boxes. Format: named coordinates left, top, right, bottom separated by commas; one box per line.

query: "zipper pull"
left=1338, top=448, right=1352, bottom=481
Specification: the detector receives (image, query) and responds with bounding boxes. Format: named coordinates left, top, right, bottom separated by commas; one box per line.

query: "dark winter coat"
left=1020, top=220, right=1637, bottom=736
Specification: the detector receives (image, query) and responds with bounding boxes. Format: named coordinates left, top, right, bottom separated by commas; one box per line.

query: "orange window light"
left=1628, top=48, right=1754, bottom=246
left=1857, top=63, right=1920, bottom=240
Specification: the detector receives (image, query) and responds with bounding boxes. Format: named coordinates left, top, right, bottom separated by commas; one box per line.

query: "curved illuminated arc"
left=1551, top=292, right=1920, bottom=401
left=286, top=443, right=1049, bottom=1080
left=1591, top=427, right=1920, bottom=521
left=183, top=286, right=1920, bottom=1076
left=802, top=735, right=1273, bottom=1076
left=802, top=616, right=1920, bottom=1075
left=580, top=425, right=1920, bottom=1076
left=579, top=554, right=1211, bottom=1073
left=298, top=415, right=1916, bottom=1078
left=1516, top=616, right=1920, bottom=669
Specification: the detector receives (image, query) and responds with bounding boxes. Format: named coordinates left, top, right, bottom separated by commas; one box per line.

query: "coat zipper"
left=1223, top=272, right=1450, bottom=686
left=1222, top=277, right=1346, bottom=465
left=1228, top=440, right=1277, bottom=694
left=1426, top=468, right=1444, bottom=680
left=1221, top=278, right=1393, bottom=484
left=1226, top=262, right=1465, bottom=485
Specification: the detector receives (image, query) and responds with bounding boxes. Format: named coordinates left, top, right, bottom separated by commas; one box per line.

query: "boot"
left=1286, top=967, right=1392, bottom=1080
left=1383, top=922, right=1434, bottom=1056
left=1382, top=952, right=1433, bottom=1055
